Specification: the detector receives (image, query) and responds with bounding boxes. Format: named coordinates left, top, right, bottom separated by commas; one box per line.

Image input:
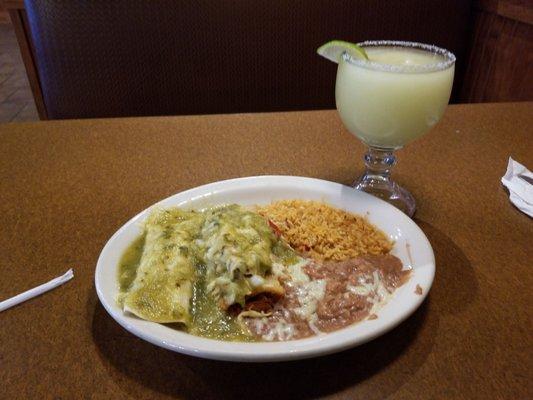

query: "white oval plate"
left=95, top=176, right=434, bottom=362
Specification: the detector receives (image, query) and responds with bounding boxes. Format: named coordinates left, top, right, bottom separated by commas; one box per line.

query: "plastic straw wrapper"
left=0, top=269, right=74, bottom=312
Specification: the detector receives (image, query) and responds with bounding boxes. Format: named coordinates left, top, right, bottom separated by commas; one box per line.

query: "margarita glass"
left=335, top=40, right=456, bottom=216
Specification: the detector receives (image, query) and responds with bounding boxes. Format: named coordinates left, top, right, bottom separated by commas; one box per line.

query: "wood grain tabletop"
left=0, top=102, right=531, bottom=399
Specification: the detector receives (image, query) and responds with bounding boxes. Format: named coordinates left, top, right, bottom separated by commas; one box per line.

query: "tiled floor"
left=0, top=21, right=39, bottom=123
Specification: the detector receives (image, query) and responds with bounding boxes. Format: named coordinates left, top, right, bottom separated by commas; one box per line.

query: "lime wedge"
left=317, top=40, right=369, bottom=63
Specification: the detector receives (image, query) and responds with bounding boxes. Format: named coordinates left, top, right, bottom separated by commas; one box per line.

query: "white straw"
left=0, top=269, right=74, bottom=312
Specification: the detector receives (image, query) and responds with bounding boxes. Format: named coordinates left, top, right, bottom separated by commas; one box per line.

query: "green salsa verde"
left=117, top=205, right=298, bottom=341
left=118, top=233, right=145, bottom=292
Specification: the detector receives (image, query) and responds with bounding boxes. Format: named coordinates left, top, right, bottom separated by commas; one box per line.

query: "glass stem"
left=362, top=147, right=396, bottom=182
left=352, top=146, right=416, bottom=217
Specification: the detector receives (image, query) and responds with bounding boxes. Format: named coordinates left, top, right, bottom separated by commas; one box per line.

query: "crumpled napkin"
left=501, top=157, right=533, bottom=217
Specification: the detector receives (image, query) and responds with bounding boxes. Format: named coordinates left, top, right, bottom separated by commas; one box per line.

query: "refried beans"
left=244, top=254, right=410, bottom=341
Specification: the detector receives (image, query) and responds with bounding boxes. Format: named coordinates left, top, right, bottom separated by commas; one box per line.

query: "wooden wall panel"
left=8, top=8, right=47, bottom=118
left=460, top=0, right=533, bottom=102
left=0, top=4, right=8, bottom=23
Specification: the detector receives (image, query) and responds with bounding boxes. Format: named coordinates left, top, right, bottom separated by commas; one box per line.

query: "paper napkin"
left=501, top=158, right=533, bottom=217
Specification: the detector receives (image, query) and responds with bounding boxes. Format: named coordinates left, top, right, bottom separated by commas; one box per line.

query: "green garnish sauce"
left=118, top=242, right=256, bottom=340
left=118, top=233, right=146, bottom=292
left=117, top=205, right=297, bottom=341
left=189, top=263, right=254, bottom=341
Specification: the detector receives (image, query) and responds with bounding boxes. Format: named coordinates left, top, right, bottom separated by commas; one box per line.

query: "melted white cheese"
left=293, top=279, right=327, bottom=320
left=287, top=259, right=312, bottom=283
left=288, top=261, right=327, bottom=335
left=262, top=319, right=296, bottom=341
left=345, top=270, right=394, bottom=318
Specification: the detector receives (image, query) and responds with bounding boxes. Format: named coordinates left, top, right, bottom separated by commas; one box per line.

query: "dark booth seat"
left=25, top=0, right=472, bottom=119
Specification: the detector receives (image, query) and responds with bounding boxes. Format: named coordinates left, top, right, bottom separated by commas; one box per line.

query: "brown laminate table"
left=0, top=102, right=532, bottom=399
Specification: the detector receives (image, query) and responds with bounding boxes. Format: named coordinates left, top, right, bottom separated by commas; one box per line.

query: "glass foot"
left=353, top=174, right=416, bottom=217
